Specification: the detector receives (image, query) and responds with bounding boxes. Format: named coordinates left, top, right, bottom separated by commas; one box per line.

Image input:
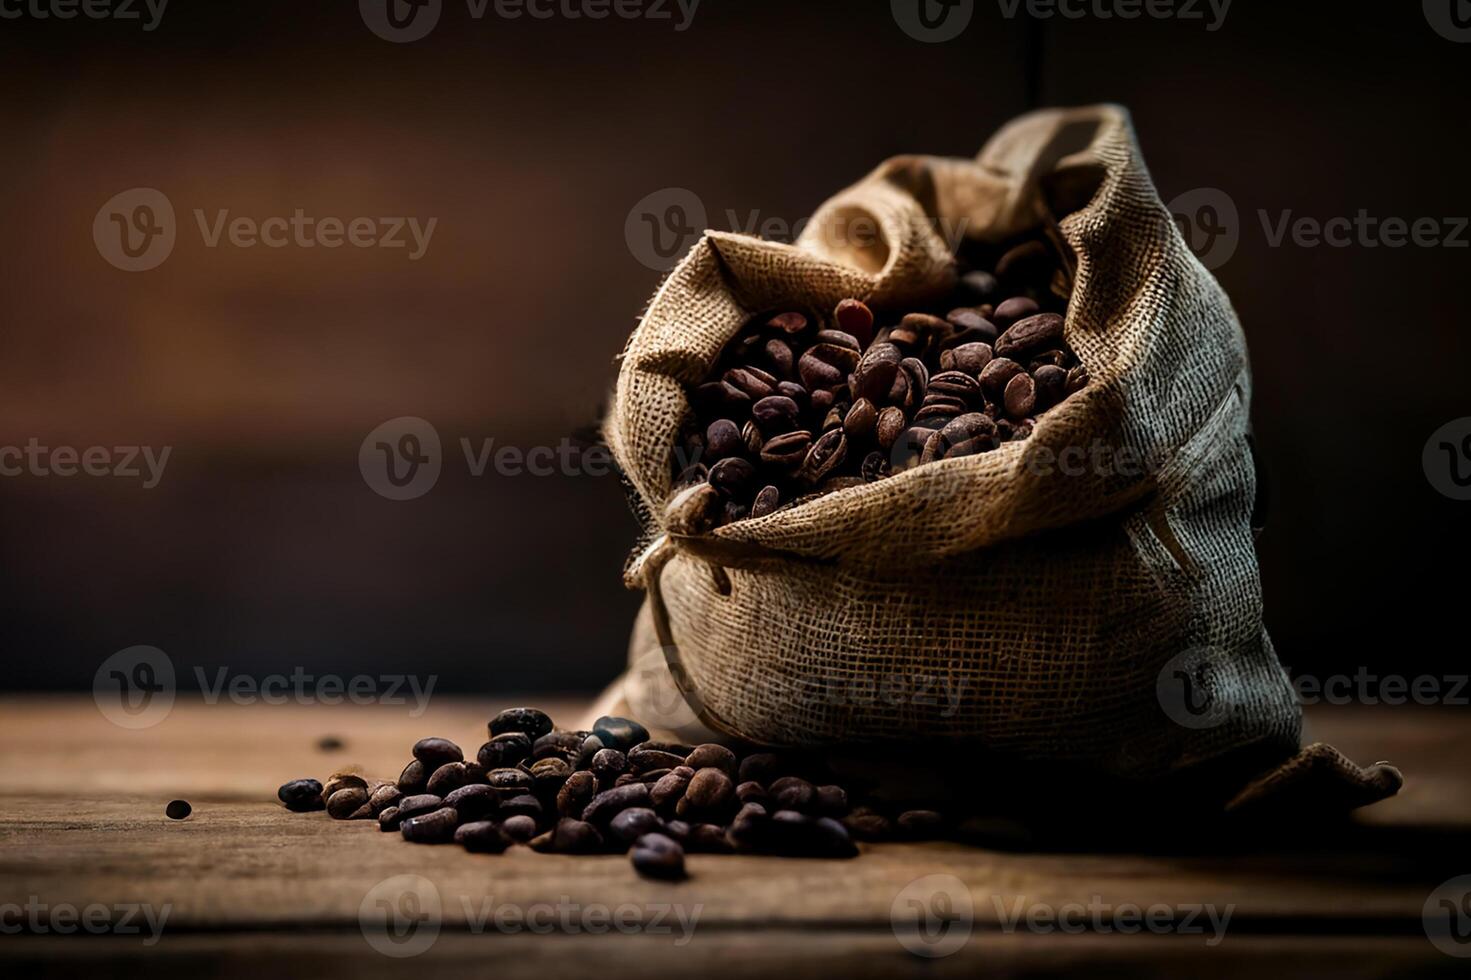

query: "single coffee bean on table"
left=277, top=779, right=324, bottom=812
left=165, top=799, right=192, bottom=820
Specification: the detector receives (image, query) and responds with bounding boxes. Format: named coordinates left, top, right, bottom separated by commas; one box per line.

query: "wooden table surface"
left=1, top=697, right=1467, bottom=978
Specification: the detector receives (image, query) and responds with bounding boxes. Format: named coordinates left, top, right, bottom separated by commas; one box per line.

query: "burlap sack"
left=603, top=105, right=1399, bottom=810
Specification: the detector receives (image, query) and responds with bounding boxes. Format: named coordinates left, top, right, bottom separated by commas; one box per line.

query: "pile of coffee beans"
left=671, top=239, right=1088, bottom=526
left=280, top=708, right=948, bottom=880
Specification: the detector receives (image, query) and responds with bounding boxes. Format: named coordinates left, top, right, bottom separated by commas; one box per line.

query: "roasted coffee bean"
left=1066, top=364, right=1089, bottom=394
left=686, top=823, right=735, bottom=854
left=539, top=818, right=604, bottom=854
left=575, top=734, right=605, bottom=769
left=557, top=771, right=599, bottom=817
left=488, top=768, right=535, bottom=793
left=412, top=737, right=463, bottom=772
left=735, top=781, right=770, bottom=805
left=1033, top=364, right=1068, bottom=409
left=455, top=820, right=509, bottom=853
left=721, top=499, right=749, bottom=524
left=815, top=329, right=861, bottom=351
left=630, top=833, right=686, bottom=880
left=693, top=381, right=750, bottom=417
left=725, top=366, right=776, bottom=400
left=821, top=403, right=846, bottom=432
left=650, top=767, right=694, bottom=811
left=737, top=753, right=781, bottom=785
left=377, top=806, right=402, bottom=832
left=166, top=799, right=192, bottom=820
left=529, top=757, right=574, bottom=795
left=582, top=782, right=652, bottom=825
left=401, top=806, right=458, bottom=844
left=896, top=809, right=946, bottom=840
left=797, top=429, right=847, bottom=485
left=861, top=450, right=892, bottom=482
left=844, top=812, right=894, bottom=841
left=814, top=784, right=849, bottom=817
left=368, top=783, right=403, bottom=816
left=875, top=407, right=906, bottom=450
left=444, top=784, right=498, bottom=820
left=927, top=370, right=981, bottom=402
left=834, top=299, right=875, bottom=347
left=995, top=313, right=1064, bottom=360
left=810, top=389, right=834, bottom=415
left=426, top=762, right=471, bottom=797
left=764, top=810, right=858, bottom=857
left=591, top=748, right=629, bottom=786
left=490, top=707, right=554, bottom=739
left=323, top=772, right=368, bottom=800
left=750, top=395, right=800, bottom=433
left=992, top=296, right=1040, bottom=329
left=769, top=776, right=816, bottom=812
left=327, top=787, right=368, bottom=820
left=1029, top=348, right=1069, bottom=369
left=798, top=343, right=860, bottom=391
left=609, top=807, right=664, bottom=847
left=1004, top=372, right=1037, bottom=419
left=751, top=485, right=780, bottom=518
left=937, top=413, right=998, bottom=459
left=705, top=419, right=743, bottom=461
left=532, top=730, right=583, bottom=761
left=940, top=341, right=994, bottom=375
left=628, top=747, right=687, bottom=774
left=613, top=774, right=640, bottom=788
left=996, top=240, right=1055, bottom=285
left=897, top=357, right=929, bottom=408
left=842, top=398, right=878, bottom=440
left=742, top=419, right=764, bottom=455
left=661, top=819, right=691, bottom=844
left=766, top=312, right=808, bottom=335
left=278, top=779, right=325, bottom=812
left=501, top=795, right=544, bottom=822
left=684, top=769, right=734, bottom=810
left=685, top=744, right=738, bottom=776
left=960, top=269, right=999, bottom=302
left=851, top=343, right=901, bottom=402
left=759, top=430, right=812, bottom=471
left=499, top=814, right=539, bottom=843
left=397, top=794, right=445, bottom=821
left=763, top=338, right=794, bottom=377
left=979, top=357, right=1026, bottom=398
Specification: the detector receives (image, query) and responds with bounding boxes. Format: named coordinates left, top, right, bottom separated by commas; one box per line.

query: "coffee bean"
left=852, top=343, right=901, bottom=402
left=488, top=768, right=535, bottom=794
left=797, top=429, right=847, bottom=485
left=591, top=748, right=628, bottom=786
left=500, top=814, right=539, bottom=843
left=798, top=343, right=860, bottom=391
left=766, top=312, right=808, bottom=335
left=532, top=730, right=583, bottom=762
left=841, top=398, right=877, bottom=440
left=1004, top=372, right=1037, bottom=418
left=763, top=338, right=794, bottom=377
left=960, top=270, right=999, bottom=302
left=444, top=784, right=498, bottom=820
left=278, top=779, right=325, bottom=812
left=557, top=771, right=598, bottom=817
left=378, top=806, right=402, bottom=832
left=844, top=812, right=893, bottom=841
left=323, top=772, right=368, bottom=800
left=455, top=820, right=509, bottom=853
left=996, top=240, right=1055, bottom=286
left=609, top=807, right=664, bottom=847
left=861, top=450, right=892, bottom=482
left=896, top=809, right=946, bottom=840
left=582, top=782, right=652, bottom=826
left=490, top=707, right=554, bottom=740
left=530, top=757, right=573, bottom=796
left=165, top=799, right=191, bottom=820
left=368, top=783, right=403, bottom=816
left=1033, top=364, right=1068, bottom=410
left=397, top=794, right=445, bottom=821
left=814, top=785, right=849, bottom=817
left=768, top=776, right=816, bottom=812
left=875, top=407, right=906, bottom=450
left=750, top=485, right=780, bottom=518
left=979, top=357, right=1026, bottom=398
left=685, top=744, right=737, bottom=776
left=1066, top=364, right=1089, bottom=394
left=543, top=818, right=604, bottom=854
left=685, top=769, right=734, bottom=810
left=686, top=823, right=735, bottom=854
left=1029, top=348, right=1069, bottom=369
left=941, top=342, right=994, bottom=376
left=725, top=366, right=776, bottom=400
left=927, top=370, right=981, bottom=403
left=992, top=296, right=1040, bottom=329
left=815, top=329, right=861, bottom=351
left=630, top=833, right=686, bottom=880
left=426, top=762, right=471, bottom=797
left=705, top=419, right=743, bottom=461
left=834, top=299, right=875, bottom=347
left=326, top=787, right=368, bottom=820
left=694, top=381, right=751, bottom=417
left=650, top=766, right=694, bottom=811
left=628, top=746, right=687, bottom=774
left=412, top=737, right=463, bottom=772
left=759, top=430, right=812, bottom=471
left=751, top=395, right=801, bottom=433
left=995, top=313, right=1064, bottom=360
left=401, top=806, right=458, bottom=844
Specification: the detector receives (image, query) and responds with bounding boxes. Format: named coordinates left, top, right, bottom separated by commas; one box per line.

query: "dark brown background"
left=1, top=0, right=1466, bottom=691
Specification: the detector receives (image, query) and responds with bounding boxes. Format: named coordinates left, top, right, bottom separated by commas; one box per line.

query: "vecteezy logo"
left=1166, top=187, right=1239, bottom=271
left=1423, top=418, right=1471, bottom=501
left=360, top=875, right=442, bottom=958
left=624, top=188, right=707, bottom=272
left=1425, top=0, right=1471, bottom=42
left=93, top=646, right=176, bottom=729
left=1156, top=646, right=1237, bottom=730
left=1424, top=875, right=1471, bottom=957
left=891, top=0, right=973, bottom=42
left=891, top=874, right=974, bottom=958
left=360, top=0, right=442, bottom=43
left=359, top=417, right=442, bottom=500
left=624, top=646, right=701, bottom=731
left=93, top=189, right=176, bottom=272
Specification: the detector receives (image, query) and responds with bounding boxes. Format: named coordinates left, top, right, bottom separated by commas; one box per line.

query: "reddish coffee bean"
left=1004, top=372, right=1037, bottom=419
left=834, top=299, right=875, bottom=346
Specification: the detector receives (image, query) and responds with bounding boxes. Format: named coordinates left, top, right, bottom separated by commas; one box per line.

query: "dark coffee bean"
left=501, top=794, right=544, bottom=822
left=661, top=819, right=691, bottom=844
left=742, top=420, right=764, bottom=455
left=478, top=733, right=532, bottom=770
left=412, top=737, right=463, bottom=772
left=1029, top=348, right=1069, bottom=369
left=901, top=312, right=949, bottom=340
left=530, top=757, right=573, bottom=795
left=996, top=240, right=1055, bottom=285
left=593, top=715, right=651, bottom=751
left=896, top=809, right=946, bottom=840
left=401, top=806, right=458, bottom=844
left=165, top=799, right=191, bottom=820
left=1011, top=419, right=1035, bottom=440
left=488, top=768, right=536, bottom=794
left=532, top=730, right=583, bottom=761
left=444, top=784, right=498, bottom=820
left=1033, top=364, right=1068, bottom=410
left=455, top=820, right=509, bottom=853
left=650, top=767, right=694, bottom=811
left=851, top=343, right=901, bottom=402
left=630, top=833, right=686, bottom=880
left=759, top=430, right=812, bottom=471
left=769, top=776, right=816, bottom=812
left=724, top=366, right=776, bottom=400
left=960, top=270, right=999, bottom=302
left=919, top=429, right=945, bottom=465
left=821, top=403, right=846, bottom=432
left=499, top=814, right=539, bottom=843
left=941, top=342, right=994, bottom=375
left=686, top=823, right=735, bottom=853
left=927, top=370, right=981, bottom=402
left=705, top=419, right=743, bottom=461
left=809, top=389, right=834, bottom=415
left=575, top=734, right=605, bottom=770
left=543, top=818, right=604, bottom=854
left=489, top=707, right=554, bottom=739
left=815, top=329, right=861, bottom=351
left=326, top=788, right=368, bottom=820
left=798, top=344, right=860, bottom=392
left=834, top=299, right=875, bottom=347
left=685, top=744, right=738, bottom=776
left=684, top=769, right=734, bottom=810
left=897, top=357, right=929, bottom=407
left=1066, top=364, right=1089, bottom=394
left=426, top=762, right=470, bottom=797
left=842, top=398, right=877, bottom=440
left=751, top=395, right=801, bottom=433
left=797, top=429, right=847, bottom=485
left=750, top=485, right=780, bottom=518
left=727, top=803, right=772, bottom=851
left=368, top=783, right=403, bottom=815
left=397, top=794, right=445, bottom=821
left=875, top=407, right=906, bottom=450
left=641, top=740, right=696, bottom=757
left=378, top=806, right=402, bottom=832
left=693, top=381, right=751, bottom=417
left=322, top=772, right=368, bottom=799
left=709, top=453, right=759, bottom=491
left=737, top=753, right=780, bottom=785
left=844, top=812, right=894, bottom=841
left=609, top=807, right=664, bottom=847
left=814, top=785, right=849, bottom=816
left=763, top=338, right=794, bottom=376
left=637, top=770, right=674, bottom=785
left=591, top=748, right=629, bottom=786
left=766, top=312, right=808, bottom=335
left=979, top=357, right=1026, bottom=398
left=736, top=781, right=770, bottom=805
left=613, top=774, right=639, bottom=787
left=812, top=816, right=859, bottom=857
left=1004, top=372, right=1037, bottom=418
left=995, top=313, right=1065, bottom=360
left=557, top=771, right=599, bottom=817
left=278, top=779, right=325, bottom=812
left=628, top=747, right=687, bottom=774
left=939, top=413, right=997, bottom=458
left=581, top=782, right=652, bottom=825
left=861, top=450, right=892, bottom=481
left=992, top=296, right=1040, bottom=329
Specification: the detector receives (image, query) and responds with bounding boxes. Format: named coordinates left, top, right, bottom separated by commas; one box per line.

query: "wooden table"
left=1, top=697, right=1466, bottom=977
